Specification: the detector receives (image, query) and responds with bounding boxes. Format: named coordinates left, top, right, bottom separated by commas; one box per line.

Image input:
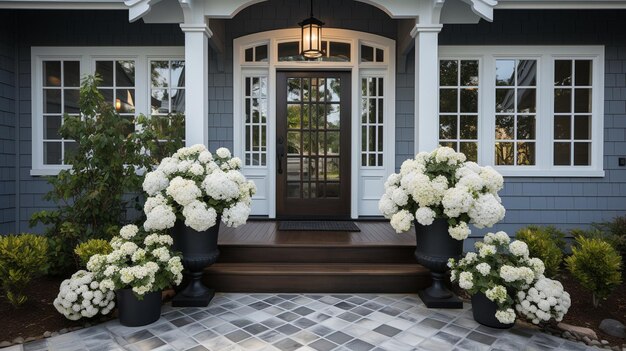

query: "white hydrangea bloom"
left=156, top=157, right=179, bottom=176
left=475, top=262, right=491, bottom=276
left=415, top=207, right=436, bottom=226
left=189, top=163, right=205, bottom=176
left=390, top=209, right=414, bottom=233
left=166, top=176, right=202, bottom=206
left=516, top=277, right=571, bottom=324
left=378, top=194, right=398, bottom=219
left=485, top=285, right=507, bottom=303
left=495, top=308, right=516, bottom=324
left=119, top=224, right=139, bottom=240
left=478, top=244, right=497, bottom=258
left=144, top=204, right=176, bottom=231
left=54, top=270, right=115, bottom=320
left=509, top=240, right=530, bottom=258
left=441, top=185, right=473, bottom=218
left=448, top=221, right=470, bottom=240
left=459, top=271, right=474, bottom=289
left=198, top=150, right=213, bottom=163
left=468, top=193, right=506, bottom=228
left=182, top=200, right=218, bottom=231
left=483, top=231, right=510, bottom=245
left=480, top=166, right=504, bottom=193
left=222, top=202, right=251, bottom=228
left=391, top=188, right=409, bottom=207
left=144, top=193, right=167, bottom=215
left=216, top=147, right=231, bottom=159
left=202, top=170, right=240, bottom=201
left=527, top=257, right=546, bottom=278
left=142, top=170, right=169, bottom=196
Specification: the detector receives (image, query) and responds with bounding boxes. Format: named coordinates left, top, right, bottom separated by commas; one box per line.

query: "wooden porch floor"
left=217, top=220, right=416, bottom=246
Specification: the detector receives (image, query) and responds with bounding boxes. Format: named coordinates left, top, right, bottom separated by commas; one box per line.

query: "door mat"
left=278, top=221, right=361, bottom=232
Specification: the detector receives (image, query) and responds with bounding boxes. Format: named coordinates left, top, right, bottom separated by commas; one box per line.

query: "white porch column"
left=412, top=24, right=442, bottom=153
left=180, top=22, right=212, bottom=147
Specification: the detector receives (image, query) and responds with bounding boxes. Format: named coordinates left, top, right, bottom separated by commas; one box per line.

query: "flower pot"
left=471, top=292, right=514, bottom=329
left=116, top=289, right=161, bottom=327
left=414, top=218, right=464, bottom=309
left=171, top=218, right=220, bottom=307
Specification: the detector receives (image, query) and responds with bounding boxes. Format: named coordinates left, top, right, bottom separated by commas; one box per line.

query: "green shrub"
left=516, top=225, right=565, bottom=278
left=0, top=234, right=48, bottom=307
left=592, top=215, right=626, bottom=258
left=30, top=75, right=183, bottom=275
left=74, top=239, right=112, bottom=268
left=565, top=236, right=622, bottom=307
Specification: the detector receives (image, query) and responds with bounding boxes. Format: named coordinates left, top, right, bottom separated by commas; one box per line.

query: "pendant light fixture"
left=299, top=0, right=324, bottom=59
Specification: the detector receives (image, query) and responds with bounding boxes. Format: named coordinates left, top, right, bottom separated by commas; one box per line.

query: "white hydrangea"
left=182, top=200, right=218, bottom=231
left=144, top=193, right=167, bottom=214
left=119, top=224, right=139, bottom=240
left=189, top=163, right=205, bottom=176
left=156, top=157, right=179, bottom=176
left=142, top=170, right=169, bottom=196
left=166, top=176, right=202, bottom=206
left=378, top=194, right=398, bottom=219
left=461, top=252, right=478, bottom=265
left=390, top=209, right=414, bottom=233
left=391, top=188, right=409, bottom=207
left=202, top=170, right=240, bottom=201
left=54, top=270, right=115, bottom=320
left=509, top=240, right=530, bottom=258
left=485, top=285, right=507, bottom=304
left=222, top=202, right=251, bottom=228
left=459, top=271, right=474, bottom=289
left=457, top=172, right=484, bottom=192
left=198, top=150, right=213, bottom=164
left=495, top=308, right=516, bottom=324
left=152, top=247, right=171, bottom=262
left=468, top=193, right=506, bottom=228
left=483, top=231, right=510, bottom=245
left=500, top=265, right=519, bottom=283
left=448, top=221, right=470, bottom=240
left=144, top=204, right=176, bottom=231
left=216, top=147, right=231, bottom=159
left=441, top=185, right=473, bottom=218
left=478, top=244, right=497, bottom=258
left=475, top=262, right=491, bottom=276
left=527, top=257, right=546, bottom=278
left=480, top=166, right=504, bottom=193
left=516, top=277, right=571, bottom=324
left=415, top=207, right=436, bottom=226
left=384, top=173, right=401, bottom=188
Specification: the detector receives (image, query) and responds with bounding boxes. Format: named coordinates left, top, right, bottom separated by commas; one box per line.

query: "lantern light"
left=299, top=0, right=324, bottom=59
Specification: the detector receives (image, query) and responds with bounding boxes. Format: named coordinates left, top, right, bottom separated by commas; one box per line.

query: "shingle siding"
left=1, top=6, right=625, bottom=235
left=0, top=12, right=16, bottom=234
left=439, top=10, right=626, bottom=236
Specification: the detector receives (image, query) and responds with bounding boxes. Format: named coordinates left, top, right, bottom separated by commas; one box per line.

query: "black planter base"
left=418, top=289, right=463, bottom=309
left=172, top=288, right=215, bottom=307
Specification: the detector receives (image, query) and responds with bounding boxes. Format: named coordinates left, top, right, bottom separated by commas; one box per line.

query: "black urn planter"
left=471, top=293, right=514, bottom=329
left=116, top=289, right=161, bottom=327
left=414, top=218, right=463, bottom=309
left=171, top=218, right=220, bottom=307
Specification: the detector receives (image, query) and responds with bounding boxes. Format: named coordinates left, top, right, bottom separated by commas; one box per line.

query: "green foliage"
left=0, top=234, right=48, bottom=307
left=565, top=236, right=622, bottom=307
left=516, top=225, right=565, bottom=278
left=30, top=75, right=183, bottom=275
left=74, top=239, right=112, bottom=268
left=591, top=215, right=626, bottom=258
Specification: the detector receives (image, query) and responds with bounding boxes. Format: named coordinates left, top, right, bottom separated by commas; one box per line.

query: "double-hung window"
left=31, top=47, right=185, bottom=175
left=439, top=46, right=604, bottom=177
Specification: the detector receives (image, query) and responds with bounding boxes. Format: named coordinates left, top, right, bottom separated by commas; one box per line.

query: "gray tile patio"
left=9, top=293, right=600, bottom=351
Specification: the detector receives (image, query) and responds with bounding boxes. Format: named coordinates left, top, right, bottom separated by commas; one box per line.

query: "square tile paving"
left=12, top=293, right=601, bottom=351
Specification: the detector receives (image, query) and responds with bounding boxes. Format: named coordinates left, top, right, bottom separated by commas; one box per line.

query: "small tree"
left=30, top=75, right=183, bottom=275
left=565, top=236, right=622, bottom=307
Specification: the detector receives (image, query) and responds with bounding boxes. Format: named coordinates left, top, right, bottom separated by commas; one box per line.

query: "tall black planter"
left=471, top=293, right=514, bottom=329
left=171, top=218, right=220, bottom=307
left=414, top=218, right=463, bottom=309
left=116, top=289, right=161, bottom=327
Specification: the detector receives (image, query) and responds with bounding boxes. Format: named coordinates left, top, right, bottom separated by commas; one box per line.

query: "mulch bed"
left=560, top=271, right=626, bottom=346
left=0, top=276, right=84, bottom=342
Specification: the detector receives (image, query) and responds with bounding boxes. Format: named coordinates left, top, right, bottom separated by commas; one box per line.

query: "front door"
left=276, top=71, right=351, bottom=219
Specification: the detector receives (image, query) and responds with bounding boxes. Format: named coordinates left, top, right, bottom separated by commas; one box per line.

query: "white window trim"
left=31, top=46, right=184, bottom=176
left=234, top=28, right=395, bottom=218
left=439, top=46, right=605, bottom=177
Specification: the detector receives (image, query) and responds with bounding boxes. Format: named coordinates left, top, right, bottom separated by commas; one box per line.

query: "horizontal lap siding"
left=6, top=10, right=183, bottom=232
left=0, top=12, right=16, bottom=234
left=438, top=10, right=626, bottom=237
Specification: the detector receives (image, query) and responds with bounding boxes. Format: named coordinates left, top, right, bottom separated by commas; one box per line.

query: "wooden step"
left=203, top=263, right=430, bottom=293
left=217, top=245, right=416, bottom=264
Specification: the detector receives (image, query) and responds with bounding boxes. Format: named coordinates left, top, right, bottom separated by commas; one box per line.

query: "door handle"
left=277, top=136, right=285, bottom=174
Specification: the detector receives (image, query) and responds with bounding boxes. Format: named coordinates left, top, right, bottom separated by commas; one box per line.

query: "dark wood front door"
left=276, top=71, right=351, bottom=219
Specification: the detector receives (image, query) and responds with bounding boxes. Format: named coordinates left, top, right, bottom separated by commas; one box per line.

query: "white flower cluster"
left=516, top=277, right=571, bottom=324
left=143, top=144, right=256, bottom=232
left=448, top=231, right=569, bottom=326
left=53, top=270, right=115, bottom=320
left=378, top=146, right=505, bottom=240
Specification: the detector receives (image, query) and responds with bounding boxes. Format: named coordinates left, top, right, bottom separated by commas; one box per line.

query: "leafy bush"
left=30, top=75, right=183, bottom=275
left=0, top=234, right=48, bottom=307
left=74, top=239, right=112, bottom=268
left=516, top=225, right=565, bottom=278
left=565, top=236, right=622, bottom=307
left=592, top=215, right=626, bottom=258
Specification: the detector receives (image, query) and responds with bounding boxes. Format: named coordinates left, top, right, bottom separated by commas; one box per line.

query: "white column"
left=180, top=22, right=212, bottom=147
left=413, top=24, right=442, bottom=153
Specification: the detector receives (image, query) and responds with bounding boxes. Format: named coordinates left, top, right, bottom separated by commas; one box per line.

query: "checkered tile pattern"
left=12, top=293, right=599, bottom=351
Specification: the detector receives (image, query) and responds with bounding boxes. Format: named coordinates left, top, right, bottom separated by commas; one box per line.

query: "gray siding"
left=6, top=10, right=183, bottom=232
left=439, top=10, right=626, bottom=236
left=0, top=12, right=16, bottom=234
